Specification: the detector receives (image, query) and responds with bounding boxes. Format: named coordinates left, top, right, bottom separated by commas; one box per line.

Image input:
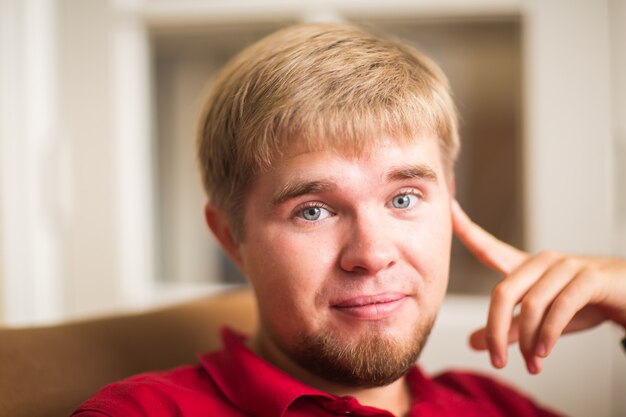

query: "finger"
left=518, top=257, right=584, bottom=360
left=526, top=355, right=543, bottom=375
left=472, top=315, right=544, bottom=375
left=451, top=200, right=527, bottom=275
left=469, top=314, right=544, bottom=374
left=486, top=251, right=563, bottom=368
left=529, top=306, right=604, bottom=374
left=536, top=272, right=603, bottom=356
left=469, top=316, right=520, bottom=350
left=470, top=307, right=604, bottom=351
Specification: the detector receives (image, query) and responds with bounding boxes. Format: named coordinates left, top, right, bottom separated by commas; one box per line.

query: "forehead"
left=255, top=134, right=447, bottom=197
left=279, top=134, right=445, bottom=173
left=281, top=132, right=434, bottom=161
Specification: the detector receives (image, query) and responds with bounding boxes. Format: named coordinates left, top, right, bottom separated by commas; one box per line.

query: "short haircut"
left=197, top=23, right=460, bottom=240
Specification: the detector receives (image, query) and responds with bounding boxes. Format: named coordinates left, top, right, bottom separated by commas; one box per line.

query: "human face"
left=236, top=136, right=453, bottom=387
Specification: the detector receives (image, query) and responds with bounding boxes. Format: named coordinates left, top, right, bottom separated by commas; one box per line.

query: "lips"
left=332, top=292, right=408, bottom=320
left=333, top=293, right=405, bottom=308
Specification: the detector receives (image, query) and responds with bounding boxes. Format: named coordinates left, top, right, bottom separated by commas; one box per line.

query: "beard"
left=276, top=318, right=436, bottom=388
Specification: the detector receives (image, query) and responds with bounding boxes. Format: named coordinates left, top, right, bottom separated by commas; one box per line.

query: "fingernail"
left=491, top=353, right=503, bottom=368
left=536, top=342, right=547, bottom=357
left=528, top=361, right=538, bottom=374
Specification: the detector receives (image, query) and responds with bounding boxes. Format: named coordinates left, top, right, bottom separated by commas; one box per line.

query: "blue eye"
left=391, top=193, right=417, bottom=209
left=299, top=206, right=331, bottom=221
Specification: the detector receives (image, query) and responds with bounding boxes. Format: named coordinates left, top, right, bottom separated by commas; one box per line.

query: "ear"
left=204, top=203, right=244, bottom=268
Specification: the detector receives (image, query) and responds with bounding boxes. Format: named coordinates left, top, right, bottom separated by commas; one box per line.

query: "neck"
left=249, top=331, right=413, bottom=417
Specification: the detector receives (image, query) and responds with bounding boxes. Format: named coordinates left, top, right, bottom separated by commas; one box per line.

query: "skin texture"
left=205, top=135, right=626, bottom=414
left=452, top=201, right=626, bottom=375
left=206, top=136, right=454, bottom=414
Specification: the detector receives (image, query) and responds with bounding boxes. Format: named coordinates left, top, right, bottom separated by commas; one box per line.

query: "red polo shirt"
left=71, top=328, right=563, bottom=417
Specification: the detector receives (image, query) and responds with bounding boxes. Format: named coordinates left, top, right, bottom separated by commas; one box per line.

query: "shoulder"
left=432, top=369, right=564, bottom=417
left=70, top=364, right=239, bottom=417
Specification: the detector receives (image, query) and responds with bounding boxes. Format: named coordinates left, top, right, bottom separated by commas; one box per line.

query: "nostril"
left=338, top=239, right=398, bottom=275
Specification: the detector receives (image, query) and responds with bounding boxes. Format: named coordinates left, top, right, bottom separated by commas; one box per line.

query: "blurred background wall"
left=0, top=0, right=625, bottom=415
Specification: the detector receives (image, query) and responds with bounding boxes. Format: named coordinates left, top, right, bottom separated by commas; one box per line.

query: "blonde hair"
left=197, top=23, right=460, bottom=239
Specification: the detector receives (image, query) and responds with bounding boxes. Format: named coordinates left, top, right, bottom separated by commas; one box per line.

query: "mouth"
left=331, top=293, right=408, bottom=321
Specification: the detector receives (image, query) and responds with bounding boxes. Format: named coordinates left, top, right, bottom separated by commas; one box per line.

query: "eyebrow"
left=271, top=180, right=337, bottom=206
left=270, top=164, right=438, bottom=207
left=386, top=164, right=439, bottom=183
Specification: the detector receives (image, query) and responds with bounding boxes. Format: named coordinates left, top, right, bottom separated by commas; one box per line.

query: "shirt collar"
left=199, top=327, right=334, bottom=417
left=199, top=328, right=456, bottom=417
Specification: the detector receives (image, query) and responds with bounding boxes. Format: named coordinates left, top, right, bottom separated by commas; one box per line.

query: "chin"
left=281, top=315, right=435, bottom=388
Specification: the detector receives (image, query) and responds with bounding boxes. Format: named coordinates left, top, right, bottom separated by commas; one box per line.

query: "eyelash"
left=292, top=202, right=335, bottom=224
left=392, top=188, right=424, bottom=204
left=291, top=188, right=424, bottom=222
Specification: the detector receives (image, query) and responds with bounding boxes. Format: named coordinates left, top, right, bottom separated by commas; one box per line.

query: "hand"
left=451, top=200, right=626, bottom=374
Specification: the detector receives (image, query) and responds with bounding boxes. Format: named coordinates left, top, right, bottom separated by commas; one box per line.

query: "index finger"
left=451, top=200, right=527, bottom=275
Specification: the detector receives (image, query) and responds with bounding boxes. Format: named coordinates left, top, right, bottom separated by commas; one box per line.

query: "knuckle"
left=492, top=282, right=512, bottom=300
left=559, top=256, right=581, bottom=271
left=540, top=322, right=561, bottom=341
left=552, top=293, right=575, bottom=312
left=520, top=297, right=541, bottom=316
left=579, top=265, right=599, bottom=280
left=574, top=268, right=601, bottom=292
left=539, top=250, right=561, bottom=262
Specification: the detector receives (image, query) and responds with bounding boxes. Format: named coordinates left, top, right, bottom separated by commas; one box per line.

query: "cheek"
left=241, top=227, right=338, bottom=328
left=405, top=207, right=452, bottom=288
left=245, top=228, right=336, bottom=284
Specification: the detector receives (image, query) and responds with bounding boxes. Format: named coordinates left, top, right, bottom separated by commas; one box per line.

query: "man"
left=72, top=23, right=626, bottom=416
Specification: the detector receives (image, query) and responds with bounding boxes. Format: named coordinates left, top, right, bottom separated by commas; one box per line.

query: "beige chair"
left=0, top=289, right=257, bottom=417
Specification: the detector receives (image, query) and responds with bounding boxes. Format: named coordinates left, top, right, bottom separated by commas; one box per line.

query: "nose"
left=339, top=213, right=399, bottom=275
